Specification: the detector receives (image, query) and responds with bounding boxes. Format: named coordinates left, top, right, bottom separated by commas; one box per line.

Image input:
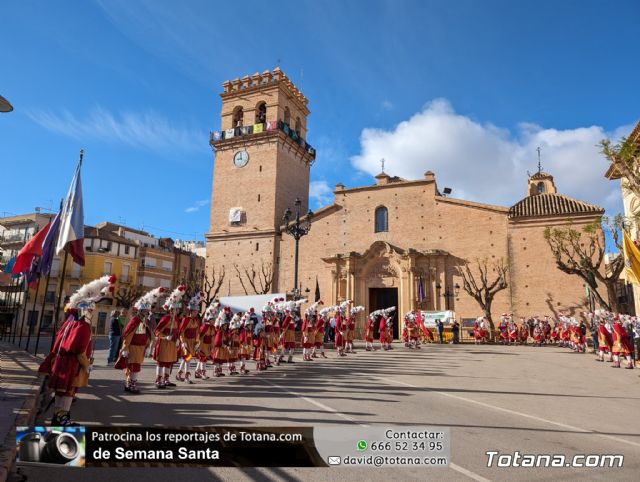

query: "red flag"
left=11, top=222, right=52, bottom=274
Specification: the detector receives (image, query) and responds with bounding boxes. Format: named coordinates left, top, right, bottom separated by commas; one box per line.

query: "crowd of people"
left=37, top=275, right=640, bottom=426
left=472, top=312, right=639, bottom=368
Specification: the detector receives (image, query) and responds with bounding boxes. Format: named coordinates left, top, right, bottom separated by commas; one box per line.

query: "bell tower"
left=206, top=68, right=316, bottom=294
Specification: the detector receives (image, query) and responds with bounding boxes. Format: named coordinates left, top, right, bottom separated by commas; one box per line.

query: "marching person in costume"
left=498, top=314, right=509, bottom=345
left=196, top=301, right=220, bottom=379
left=335, top=300, right=350, bottom=356
left=611, top=315, right=634, bottom=368
left=596, top=314, right=613, bottom=362
left=280, top=300, right=305, bottom=364
left=238, top=309, right=256, bottom=374
left=177, top=291, right=203, bottom=383
left=508, top=316, right=518, bottom=345
left=39, top=275, right=117, bottom=425
left=301, top=304, right=316, bottom=361
left=213, top=306, right=232, bottom=376
left=518, top=317, right=529, bottom=345
left=116, top=287, right=164, bottom=393
left=309, top=301, right=327, bottom=358
left=227, top=312, right=242, bottom=375
left=253, top=313, right=268, bottom=371
left=346, top=305, right=363, bottom=353
left=404, top=310, right=420, bottom=349
left=153, top=285, right=186, bottom=388
left=382, top=306, right=396, bottom=350
left=364, top=310, right=378, bottom=351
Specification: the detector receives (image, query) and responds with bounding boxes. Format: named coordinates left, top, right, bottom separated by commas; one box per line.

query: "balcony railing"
left=1, top=233, right=31, bottom=243
left=210, top=121, right=316, bottom=159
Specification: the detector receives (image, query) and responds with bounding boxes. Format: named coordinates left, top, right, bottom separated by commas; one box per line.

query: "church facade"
left=206, top=69, right=604, bottom=336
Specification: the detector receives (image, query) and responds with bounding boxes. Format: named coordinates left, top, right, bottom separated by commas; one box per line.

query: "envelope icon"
left=328, top=456, right=341, bottom=465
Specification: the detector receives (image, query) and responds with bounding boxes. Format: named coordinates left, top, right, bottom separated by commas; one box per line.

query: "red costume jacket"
left=40, top=315, right=92, bottom=393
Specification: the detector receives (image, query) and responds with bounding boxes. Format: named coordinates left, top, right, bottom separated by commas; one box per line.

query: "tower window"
left=283, top=107, right=291, bottom=125
left=255, top=242, right=259, bottom=252
left=255, top=102, right=266, bottom=124
left=537, top=182, right=545, bottom=194
left=259, top=165, right=262, bottom=172
left=374, top=206, right=388, bottom=233
left=233, top=106, right=244, bottom=127
left=258, top=194, right=261, bottom=202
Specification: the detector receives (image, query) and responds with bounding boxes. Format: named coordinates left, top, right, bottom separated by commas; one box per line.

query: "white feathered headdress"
left=162, top=284, right=187, bottom=311
left=134, top=287, right=166, bottom=311
left=68, top=275, right=117, bottom=309
left=204, top=301, right=222, bottom=321
left=350, top=305, right=365, bottom=316
left=215, top=308, right=231, bottom=327
left=383, top=306, right=396, bottom=317
left=285, top=299, right=306, bottom=312
left=188, top=291, right=204, bottom=311
left=305, top=300, right=324, bottom=317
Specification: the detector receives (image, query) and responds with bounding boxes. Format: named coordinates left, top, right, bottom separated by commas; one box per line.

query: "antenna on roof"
left=536, top=146, right=543, bottom=173
left=380, top=158, right=385, bottom=173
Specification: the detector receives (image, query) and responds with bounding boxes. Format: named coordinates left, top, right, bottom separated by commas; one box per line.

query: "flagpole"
left=50, top=249, right=69, bottom=351
left=11, top=276, right=24, bottom=344
left=34, top=262, right=53, bottom=356
left=17, top=278, right=29, bottom=347
left=3, top=277, right=15, bottom=341
left=25, top=273, right=42, bottom=350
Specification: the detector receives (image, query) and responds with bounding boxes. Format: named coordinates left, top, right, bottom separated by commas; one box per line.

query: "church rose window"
left=375, top=206, right=388, bottom=233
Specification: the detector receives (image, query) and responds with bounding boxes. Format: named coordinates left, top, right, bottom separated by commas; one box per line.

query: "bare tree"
left=114, top=284, right=145, bottom=309
left=456, top=258, right=509, bottom=339
left=201, top=266, right=225, bottom=305
left=233, top=260, right=274, bottom=295
left=543, top=218, right=623, bottom=312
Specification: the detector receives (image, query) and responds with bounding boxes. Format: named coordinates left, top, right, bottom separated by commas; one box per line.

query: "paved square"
left=18, top=342, right=640, bottom=481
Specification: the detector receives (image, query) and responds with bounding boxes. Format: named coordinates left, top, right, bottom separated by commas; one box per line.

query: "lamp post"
left=282, top=198, right=313, bottom=299
left=436, top=282, right=460, bottom=310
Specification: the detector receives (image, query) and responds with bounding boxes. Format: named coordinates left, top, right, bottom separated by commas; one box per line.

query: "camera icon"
left=19, top=431, right=81, bottom=465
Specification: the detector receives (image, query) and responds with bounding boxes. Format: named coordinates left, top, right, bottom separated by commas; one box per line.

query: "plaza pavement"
left=5, top=338, right=640, bottom=482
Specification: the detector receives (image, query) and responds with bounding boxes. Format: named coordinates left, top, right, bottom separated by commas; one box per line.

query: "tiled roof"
left=508, top=193, right=603, bottom=219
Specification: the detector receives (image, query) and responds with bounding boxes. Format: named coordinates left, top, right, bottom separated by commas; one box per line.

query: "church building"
left=206, top=68, right=604, bottom=336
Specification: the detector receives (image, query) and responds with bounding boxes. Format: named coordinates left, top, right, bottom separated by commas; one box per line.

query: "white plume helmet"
left=350, top=305, right=365, bottom=316
left=215, top=309, right=231, bottom=327
left=204, top=301, right=222, bottom=321
left=383, top=306, right=396, bottom=316
left=230, top=312, right=242, bottom=330
left=68, top=275, right=117, bottom=309
left=134, top=287, right=166, bottom=311
left=305, top=300, right=324, bottom=317
left=319, top=306, right=336, bottom=319
left=188, top=291, right=204, bottom=311
left=162, top=284, right=187, bottom=311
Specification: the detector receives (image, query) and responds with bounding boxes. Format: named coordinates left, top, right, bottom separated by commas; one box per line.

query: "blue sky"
left=1, top=0, right=638, bottom=246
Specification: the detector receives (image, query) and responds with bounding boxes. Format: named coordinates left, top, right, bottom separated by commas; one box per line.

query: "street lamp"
left=0, top=95, right=13, bottom=113
left=436, top=282, right=460, bottom=310
left=282, top=198, right=313, bottom=299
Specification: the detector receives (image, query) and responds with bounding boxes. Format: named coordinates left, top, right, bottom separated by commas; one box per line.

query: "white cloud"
left=184, top=199, right=209, bottom=213
left=28, top=107, right=206, bottom=154
left=351, top=99, right=631, bottom=214
left=381, top=100, right=394, bottom=111
left=309, top=181, right=333, bottom=208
